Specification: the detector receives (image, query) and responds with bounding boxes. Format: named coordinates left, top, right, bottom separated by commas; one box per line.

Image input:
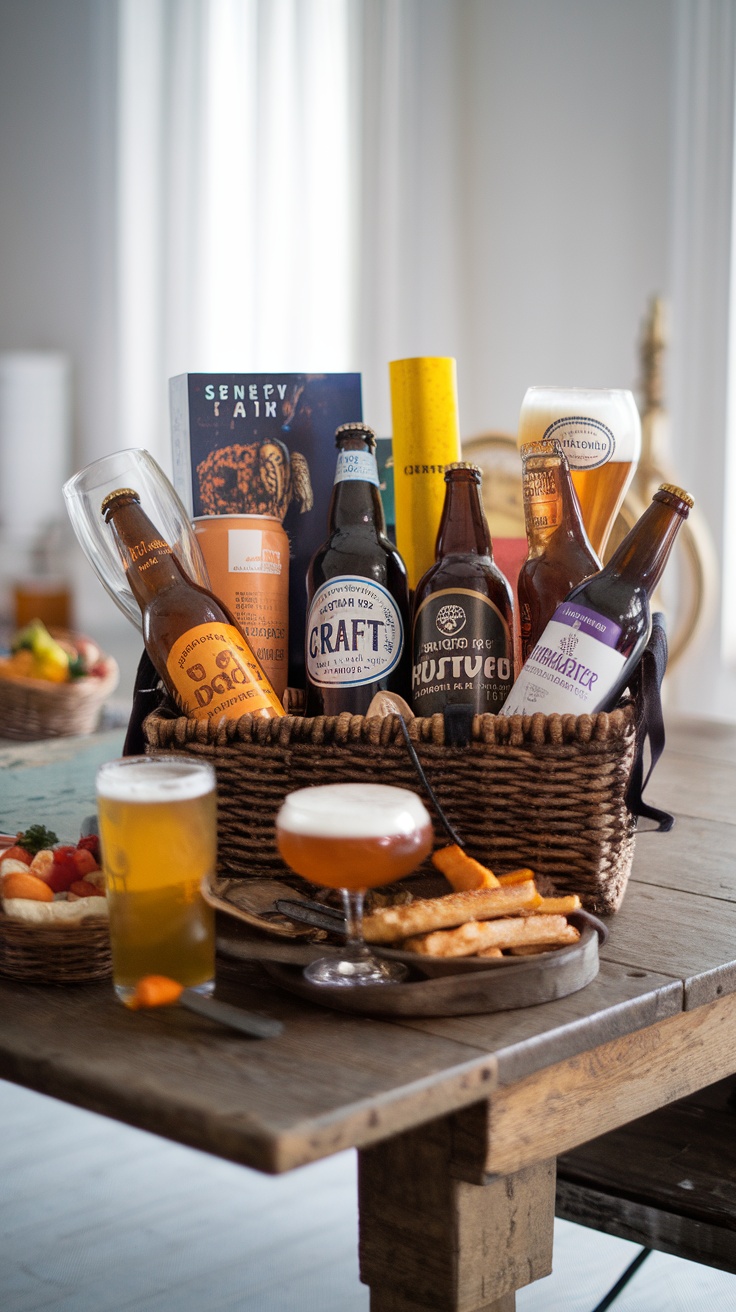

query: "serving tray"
left=216, top=911, right=605, bottom=1017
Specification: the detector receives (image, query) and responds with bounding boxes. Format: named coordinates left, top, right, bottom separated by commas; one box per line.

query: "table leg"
left=358, top=1107, right=555, bottom=1311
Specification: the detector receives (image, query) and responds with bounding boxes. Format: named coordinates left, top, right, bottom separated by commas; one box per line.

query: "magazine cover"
left=170, top=373, right=363, bottom=687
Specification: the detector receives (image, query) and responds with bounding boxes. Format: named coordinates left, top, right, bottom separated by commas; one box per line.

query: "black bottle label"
left=412, top=587, right=513, bottom=715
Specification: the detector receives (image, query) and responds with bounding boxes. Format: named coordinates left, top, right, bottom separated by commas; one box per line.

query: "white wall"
left=1, top=0, right=726, bottom=715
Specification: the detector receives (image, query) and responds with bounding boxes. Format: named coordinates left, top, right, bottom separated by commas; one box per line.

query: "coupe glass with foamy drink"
left=276, top=783, right=433, bottom=986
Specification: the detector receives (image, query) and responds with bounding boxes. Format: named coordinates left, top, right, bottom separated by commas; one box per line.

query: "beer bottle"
left=101, top=488, right=284, bottom=720
left=501, top=483, right=693, bottom=717
left=412, top=462, right=515, bottom=715
left=305, top=423, right=411, bottom=716
left=517, top=439, right=601, bottom=662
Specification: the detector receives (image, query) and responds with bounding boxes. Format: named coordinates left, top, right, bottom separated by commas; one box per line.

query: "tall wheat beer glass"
left=97, top=757, right=217, bottom=1003
left=517, top=387, right=641, bottom=558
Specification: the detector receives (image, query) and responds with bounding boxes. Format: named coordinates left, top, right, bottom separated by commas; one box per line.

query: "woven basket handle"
left=626, top=612, right=674, bottom=832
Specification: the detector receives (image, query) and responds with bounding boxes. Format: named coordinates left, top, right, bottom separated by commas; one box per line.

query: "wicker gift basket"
left=143, top=699, right=646, bottom=916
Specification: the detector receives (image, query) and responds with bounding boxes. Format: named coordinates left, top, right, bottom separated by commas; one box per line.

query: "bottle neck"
left=106, top=499, right=188, bottom=608
left=329, top=438, right=386, bottom=533
left=604, top=493, right=688, bottom=596
left=435, top=475, right=493, bottom=558
left=522, top=455, right=595, bottom=555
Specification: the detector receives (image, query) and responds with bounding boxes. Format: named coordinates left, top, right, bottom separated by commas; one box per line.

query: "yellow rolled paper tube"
left=389, top=357, right=462, bottom=589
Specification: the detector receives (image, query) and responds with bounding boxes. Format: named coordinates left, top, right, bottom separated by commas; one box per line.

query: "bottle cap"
left=100, top=487, right=140, bottom=519
left=658, top=483, right=694, bottom=509
left=519, top=438, right=565, bottom=461
left=444, top=461, right=481, bottom=480
left=334, top=422, right=376, bottom=449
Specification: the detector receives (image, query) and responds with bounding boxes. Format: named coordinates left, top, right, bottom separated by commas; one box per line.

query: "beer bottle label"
left=500, top=601, right=626, bottom=716
left=523, top=467, right=562, bottom=528
left=166, top=622, right=283, bottom=720
left=412, top=588, right=513, bottom=715
left=306, top=576, right=404, bottom=687
left=334, top=449, right=380, bottom=486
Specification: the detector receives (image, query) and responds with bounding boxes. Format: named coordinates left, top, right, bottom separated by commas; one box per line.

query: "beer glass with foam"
left=276, top=783, right=433, bottom=986
left=96, top=756, right=217, bottom=1003
left=517, top=387, right=641, bottom=558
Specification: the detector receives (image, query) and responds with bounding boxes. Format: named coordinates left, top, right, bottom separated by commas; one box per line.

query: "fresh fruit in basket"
left=1, top=825, right=107, bottom=923
left=0, top=619, right=112, bottom=684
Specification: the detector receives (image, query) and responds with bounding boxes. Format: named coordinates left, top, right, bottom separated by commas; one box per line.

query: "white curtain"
left=113, top=0, right=736, bottom=714
left=117, top=0, right=360, bottom=468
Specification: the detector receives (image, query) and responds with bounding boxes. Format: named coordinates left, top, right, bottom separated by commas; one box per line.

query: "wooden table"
left=1, top=715, right=736, bottom=1311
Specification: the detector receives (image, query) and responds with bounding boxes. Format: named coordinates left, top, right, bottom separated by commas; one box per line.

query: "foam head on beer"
left=278, top=783, right=430, bottom=837
left=96, top=757, right=215, bottom=803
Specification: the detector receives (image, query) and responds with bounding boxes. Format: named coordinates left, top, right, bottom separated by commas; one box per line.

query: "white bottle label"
left=500, top=601, right=625, bottom=716
left=307, top=576, right=404, bottom=687
left=334, top=449, right=380, bottom=486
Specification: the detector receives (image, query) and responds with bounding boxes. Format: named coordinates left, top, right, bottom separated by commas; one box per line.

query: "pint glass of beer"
left=518, top=387, right=641, bottom=558
left=96, top=756, right=217, bottom=1004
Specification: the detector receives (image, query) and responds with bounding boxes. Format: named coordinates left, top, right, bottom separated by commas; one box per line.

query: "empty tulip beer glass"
left=517, top=387, right=641, bottom=558
left=276, top=783, right=433, bottom=986
left=96, top=756, right=217, bottom=1003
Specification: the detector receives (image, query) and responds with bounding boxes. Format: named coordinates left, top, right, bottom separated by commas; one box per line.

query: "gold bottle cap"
left=445, top=461, right=481, bottom=477
left=335, top=422, right=376, bottom=447
left=520, top=438, right=565, bottom=460
left=100, top=487, right=140, bottom=517
left=658, top=483, right=694, bottom=509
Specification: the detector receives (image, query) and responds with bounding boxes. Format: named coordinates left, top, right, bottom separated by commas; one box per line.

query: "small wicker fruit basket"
left=0, top=632, right=119, bottom=741
left=0, top=911, right=111, bottom=983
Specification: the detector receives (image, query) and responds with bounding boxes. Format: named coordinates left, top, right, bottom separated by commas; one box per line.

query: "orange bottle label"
left=166, top=623, right=284, bottom=720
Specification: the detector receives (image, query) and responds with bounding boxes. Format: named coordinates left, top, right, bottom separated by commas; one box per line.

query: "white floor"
left=0, top=1080, right=732, bottom=1312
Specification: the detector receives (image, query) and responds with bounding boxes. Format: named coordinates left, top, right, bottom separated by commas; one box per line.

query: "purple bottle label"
left=500, top=602, right=626, bottom=716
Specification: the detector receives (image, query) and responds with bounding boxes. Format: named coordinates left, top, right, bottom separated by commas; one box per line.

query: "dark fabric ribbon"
left=625, top=611, right=674, bottom=831
left=122, top=649, right=165, bottom=757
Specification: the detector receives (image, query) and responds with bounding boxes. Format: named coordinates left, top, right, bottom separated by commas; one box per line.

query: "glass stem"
left=341, top=888, right=368, bottom=958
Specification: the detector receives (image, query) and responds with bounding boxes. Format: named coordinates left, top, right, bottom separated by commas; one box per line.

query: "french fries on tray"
left=362, top=845, right=582, bottom=961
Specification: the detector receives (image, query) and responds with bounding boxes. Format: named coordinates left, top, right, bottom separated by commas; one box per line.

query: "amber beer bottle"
left=501, top=483, right=693, bottom=717
left=101, top=489, right=284, bottom=720
left=517, top=439, right=601, bottom=662
left=305, top=424, right=411, bottom=716
left=412, top=463, right=515, bottom=715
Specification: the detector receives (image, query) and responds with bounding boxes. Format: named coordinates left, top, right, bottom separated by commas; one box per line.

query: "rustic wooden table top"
left=2, top=715, right=736, bottom=1310
left=0, top=715, right=733, bottom=1172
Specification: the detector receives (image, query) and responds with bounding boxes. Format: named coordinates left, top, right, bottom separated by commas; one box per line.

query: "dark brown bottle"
left=517, top=438, right=601, bottom=661
left=411, top=462, right=515, bottom=715
left=101, top=488, right=284, bottom=720
left=305, top=424, right=411, bottom=716
left=501, top=483, right=693, bottom=716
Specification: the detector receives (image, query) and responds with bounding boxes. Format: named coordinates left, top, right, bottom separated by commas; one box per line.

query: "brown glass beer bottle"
left=412, top=462, right=515, bottom=715
left=501, top=483, right=693, bottom=717
left=101, top=488, right=284, bottom=720
left=517, top=438, right=601, bottom=661
left=305, top=424, right=411, bottom=716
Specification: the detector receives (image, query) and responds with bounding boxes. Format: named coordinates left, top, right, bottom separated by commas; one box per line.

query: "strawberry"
left=2, top=845, right=31, bottom=865
left=45, top=846, right=80, bottom=894
left=69, top=879, right=105, bottom=898
left=72, top=847, right=100, bottom=876
left=76, top=834, right=101, bottom=861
